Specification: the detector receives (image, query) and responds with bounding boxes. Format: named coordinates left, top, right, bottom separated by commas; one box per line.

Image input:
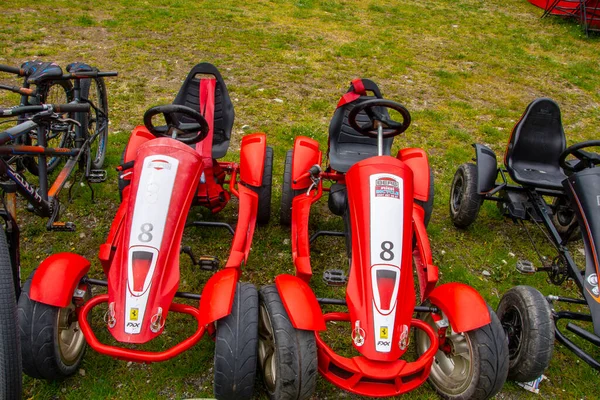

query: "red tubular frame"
left=315, top=313, right=438, bottom=397
left=78, top=294, right=206, bottom=363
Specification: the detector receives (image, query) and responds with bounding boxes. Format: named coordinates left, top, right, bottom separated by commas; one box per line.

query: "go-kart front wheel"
left=416, top=305, right=508, bottom=400
left=258, top=285, right=317, bottom=400
left=18, top=271, right=88, bottom=380
left=214, top=282, right=259, bottom=400
left=496, top=286, right=554, bottom=382
left=449, top=163, right=482, bottom=229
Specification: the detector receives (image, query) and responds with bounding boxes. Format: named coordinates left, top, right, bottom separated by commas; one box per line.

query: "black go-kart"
left=449, top=97, right=600, bottom=381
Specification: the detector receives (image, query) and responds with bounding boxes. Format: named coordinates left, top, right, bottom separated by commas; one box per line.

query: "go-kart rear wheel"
left=449, top=163, right=482, bottom=229
left=255, top=146, right=273, bottom=225
left=496, top=285, right=554, bottom=382
left=258, top=285, right=317, bottom=400
left=280, top=149, right=296, bottom=226
left=416, top=305, right=508, bottom=400
left=18, top=271, right=88, bottom=380
left=551, top=196, right=581, bottom=243
left=415, top=167, right=435, bottom=227
left=0, top=228, right=22, bottom=399
left=214, top=282, right=259, bottom=400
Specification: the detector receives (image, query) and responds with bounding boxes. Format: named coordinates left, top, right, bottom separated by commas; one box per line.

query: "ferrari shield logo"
left=130, top=308, right=139, bottom=321
left=380, top=326, right=388, bottom=339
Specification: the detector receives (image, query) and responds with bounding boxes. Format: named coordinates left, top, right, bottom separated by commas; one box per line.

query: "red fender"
left=239, top=133, right=266, bottom=187
left=30, top=253, right=91, bottom=308
left=413, top=205, right=438, bottom=302
left=226, top=184, right=258, bottom=268
left=397, top=148, right=430, bottom=202
left=275, top=274, right=325, bottom=331
left=427, top=282, right=491, bottom=332
left=292, top=136, right=322, bottom=189
left=124, top=126, right=154, bottom=163
left=198, top=268, right=240, bottom=326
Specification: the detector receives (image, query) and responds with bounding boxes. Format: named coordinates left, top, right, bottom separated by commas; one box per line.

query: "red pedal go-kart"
left=17, top=63, right=272, bottom=400
left=257, top=79, right=508, bottom=399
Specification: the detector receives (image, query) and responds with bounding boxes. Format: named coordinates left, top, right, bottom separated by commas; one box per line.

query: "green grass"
left=1, top=0, right=599, bottom=398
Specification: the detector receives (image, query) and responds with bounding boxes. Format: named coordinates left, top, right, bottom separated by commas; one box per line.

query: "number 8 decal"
left=138, top=223, right=154, bottom=242
left=380, top=241, right=394, bottom=261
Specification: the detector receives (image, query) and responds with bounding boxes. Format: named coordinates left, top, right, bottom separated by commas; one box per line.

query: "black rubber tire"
left=23, top=79, right=74, bottom=176
left=258, top=285, right=317, bottom=400
left=214, top=282, right=259, bottom=400
left=496, top=285, right=554, bottom=382
left=80, top=77, right=109, bottom=170
left=449, top=163, right=482, bottom=229
left=18, top=271, right=87, bottom=380
left=417, top=304, right=509, bottom=400
left=254, top=146, right=273, bottom=225
left=416, top=167, right=435, bottom=228
left=0, top=228, right=22, bottom=399
left=279, top=149, right=294, bottom=226
left=551, top=196, right=582, bottom=243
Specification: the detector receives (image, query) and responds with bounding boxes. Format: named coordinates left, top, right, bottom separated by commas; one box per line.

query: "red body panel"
left=198, top=268, right=239, bottom=326
left=30, top=253, right=91, bottom=308
left=226, top=184, right=259, bottom=268
left=291, top=193, right=321, bottom=282
left=107, top=138, right=203, bottom=343
left=413, top=205, right=439, bottom=302
left=291, top=136, right=322, bottom=190
left=397, top=148, right=430, bottom=202
left=275, top=274, right=325, bottom=331
left=124, top=126, right=154, bottom=164
left=239, top=133, right=266, bottom=187
left=345, top=156, right=416, bottom=361
left=428, top=282, right=490, bottom=332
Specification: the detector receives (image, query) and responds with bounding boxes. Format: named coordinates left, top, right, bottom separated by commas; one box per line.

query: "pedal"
left=47, top=221, right=76, bottom=232
left=323, top=269, right=347, bottom=286
left=516, top=259, right=536, bottom=274
left=88, top=169, right=107, bottom=183
left=198, top=256, right=219, bottom=272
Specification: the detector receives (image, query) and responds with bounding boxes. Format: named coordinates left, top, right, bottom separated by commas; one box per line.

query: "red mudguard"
left=397, top=148, right=430, bottom=202
left=413, top=205, right=438, bottom=302
left=198, top=268, right=239, bottom=326
left=275, top=274, right=325, bottom=331
left=291, top=136, right=322, bottom=189
left=345, top=156, right=416, bottom=362
left=30, top=253, right=91, bottom=308
left=428, top=282, right=491, bottom=332
left=239, top=133, right=266, bottom=187
left=107, top=138, right=203, bottom=343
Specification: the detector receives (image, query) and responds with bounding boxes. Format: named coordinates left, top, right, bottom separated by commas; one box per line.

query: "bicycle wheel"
left=24, top=80, right=74, bottom=175
left=80, top=77, right=108, bottom=170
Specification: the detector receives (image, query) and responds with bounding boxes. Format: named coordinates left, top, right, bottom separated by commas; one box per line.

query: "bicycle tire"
left=80, top=77, right=108, bottom=170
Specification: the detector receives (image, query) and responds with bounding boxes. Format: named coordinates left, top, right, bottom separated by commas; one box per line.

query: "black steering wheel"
left=143, top=104, right=209, bottom=145
left=558, top=140, right=600, bottom=173
left=348, top=99, right=411, bottom=139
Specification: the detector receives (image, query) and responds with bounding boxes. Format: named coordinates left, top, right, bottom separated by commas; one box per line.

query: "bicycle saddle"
left=66, top=62, right=95, bottom=73
left=22, top=61, right=63, bottom=84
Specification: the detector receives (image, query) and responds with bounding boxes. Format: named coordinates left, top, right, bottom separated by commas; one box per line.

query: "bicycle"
left=0, top=102, right=92, bottom=400
left=0, top=61, right=112, bottom=174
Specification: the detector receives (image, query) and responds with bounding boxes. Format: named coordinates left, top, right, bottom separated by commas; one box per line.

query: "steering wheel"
left=143, top=104, right=209, bottom=145
left=348, top=99, right=411, bottom=139
left=558, top=140, right=600, bottom=173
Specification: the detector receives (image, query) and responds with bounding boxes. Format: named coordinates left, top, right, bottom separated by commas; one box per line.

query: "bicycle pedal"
left=88, top=169, right=107, bottom=183
left=48, top=221, right=76, bottom=232
left=516, top=259, right=536, bottom=274
left=198, top=256, right=219, bottom=271
left=323, top=269, right=347, bottom=286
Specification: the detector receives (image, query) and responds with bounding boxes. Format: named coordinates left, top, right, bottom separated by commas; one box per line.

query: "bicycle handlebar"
left=0, top=64, right=24, bottom=76
left=63, top=71, right=118, bottom=79
left=0, top=103, right=90, bottom=117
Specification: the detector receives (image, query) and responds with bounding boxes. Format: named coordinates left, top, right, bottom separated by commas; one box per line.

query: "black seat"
left=22, top=61, right=63, bottom=84
left=505, top=98, right=567, bottom=190
left=328, top=79, right=393, bottom=173
left=172, top=62, right=234, bottom=159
